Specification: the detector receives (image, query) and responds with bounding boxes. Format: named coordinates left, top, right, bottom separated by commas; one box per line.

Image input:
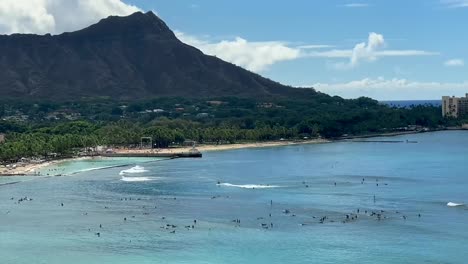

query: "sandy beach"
left=0, top=157, right=92, bottom=176
left=0, top=139, right=329, bottom=176
left=113, top=138, right=329, bottom=155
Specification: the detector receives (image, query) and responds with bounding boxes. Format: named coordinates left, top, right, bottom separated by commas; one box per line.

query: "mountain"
left=0, top=11, right=316, bottom=100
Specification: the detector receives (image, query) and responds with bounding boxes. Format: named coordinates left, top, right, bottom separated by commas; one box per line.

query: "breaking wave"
left=447, top=202, right=464, bottom=207
left=217, top=183, right=280, bottom=189
left=120, top=176, right=155, bottom=182
left=119, top=165, right=148, bottom=176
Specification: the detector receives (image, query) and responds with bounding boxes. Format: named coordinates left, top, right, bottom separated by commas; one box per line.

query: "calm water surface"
left=1, top=131, right=467, bottom=264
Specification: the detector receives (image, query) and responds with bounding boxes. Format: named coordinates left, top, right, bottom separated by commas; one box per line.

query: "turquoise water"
left=0, top=157, right=163, bottom=186
left=1, top=131, right=467, bottom=263
left=38, top=157, right=164, bottom=176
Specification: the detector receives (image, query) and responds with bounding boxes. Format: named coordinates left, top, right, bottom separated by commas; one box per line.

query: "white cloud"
left=316, top=32, right=437, bottom=69
left=444, top=59, right=464, bottom=67
left=342, top=3, right=369, bottom=8
left=176, top=31, right=436, bottom=72
left=0, top=0, right=140, bottom=35
left=310, top=77, right=468, bottom=100
left=441, top=0, right=468, bottom=7
left=350, top=32, right=384, bottom=66
left=175, top=31, right=302, bottom=72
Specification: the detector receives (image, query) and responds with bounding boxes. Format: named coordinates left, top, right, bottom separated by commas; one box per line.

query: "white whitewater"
left=119, top=165, right=153, bottom=182
left=119, top=165, right=148, bottom=176
left=120, top=176, right=154, bottom=182
left=447, top=202, right=464, bottom=207
left=217, top=183, right=280, bottom=189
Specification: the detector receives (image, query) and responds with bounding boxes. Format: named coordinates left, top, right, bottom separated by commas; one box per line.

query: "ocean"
left=1, top=131, right=467, bottom=264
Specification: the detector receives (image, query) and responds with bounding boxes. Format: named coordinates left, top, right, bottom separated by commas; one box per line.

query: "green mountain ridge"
left=0, top=11, right=316, bottom=100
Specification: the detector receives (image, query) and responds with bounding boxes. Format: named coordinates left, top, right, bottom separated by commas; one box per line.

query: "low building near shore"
left=0, top=133, right=5, bottom=144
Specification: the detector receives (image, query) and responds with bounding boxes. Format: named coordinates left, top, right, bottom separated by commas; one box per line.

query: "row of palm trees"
left=0, top=121, right=303, bottom=162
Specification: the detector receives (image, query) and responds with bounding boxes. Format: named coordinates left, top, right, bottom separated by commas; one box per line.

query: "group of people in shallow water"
left=11, top=196, right=33, bottom=204
left=5, top=175, right=423, bottom=239
left=225, top=177, right=423, bottom=228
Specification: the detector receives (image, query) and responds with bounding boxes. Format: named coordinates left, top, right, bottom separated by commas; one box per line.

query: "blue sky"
left=1, top=0, right=468, bottom=100
left=123, top=0, right=468, bottom=100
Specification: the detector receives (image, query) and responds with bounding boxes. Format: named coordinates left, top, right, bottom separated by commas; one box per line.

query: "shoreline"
left=113, top=138, right=331, bottom=155
left=0, top=139, right=329, bottom=176
left=1, top=129, right=464, bottom=177
left=0, top=157, right=92, bottom=177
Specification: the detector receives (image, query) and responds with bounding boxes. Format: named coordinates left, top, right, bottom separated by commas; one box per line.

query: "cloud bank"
left=0, top=0, right=140, bottom=35
left=441, top=0, right=468, bottom=8
left=311, top=77, right=468, bottom=100
left=175, top=31, right=302, bottom=72
left=177, top=31, right=436, bottom=72
left=444, top=59, right=464, bottom=67
left=316, top=32, right=437, bottom=69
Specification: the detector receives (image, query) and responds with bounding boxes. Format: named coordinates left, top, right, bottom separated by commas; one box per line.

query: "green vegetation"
left=0, top=97, right=463, bottom=162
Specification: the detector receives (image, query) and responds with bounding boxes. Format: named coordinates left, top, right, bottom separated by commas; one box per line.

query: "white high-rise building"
left=442, top=94, right=468, bottom=118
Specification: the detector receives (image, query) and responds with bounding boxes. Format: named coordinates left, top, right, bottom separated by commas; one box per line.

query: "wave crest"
left=447, top=202, right=464, bottom=207
left=119, top=165, right=148, bottom=176
left=120, top=176, right=154, bottom=182
left=217, top=183, right=280, bottom=189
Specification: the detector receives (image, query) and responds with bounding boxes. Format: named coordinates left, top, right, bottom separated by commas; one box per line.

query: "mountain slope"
left=0, top=11, right=315, bottom=100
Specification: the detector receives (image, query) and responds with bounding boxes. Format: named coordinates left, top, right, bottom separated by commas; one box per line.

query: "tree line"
left=0, top=96, right=463, bottom=162
left=0, top=121, right=300, bottom=161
